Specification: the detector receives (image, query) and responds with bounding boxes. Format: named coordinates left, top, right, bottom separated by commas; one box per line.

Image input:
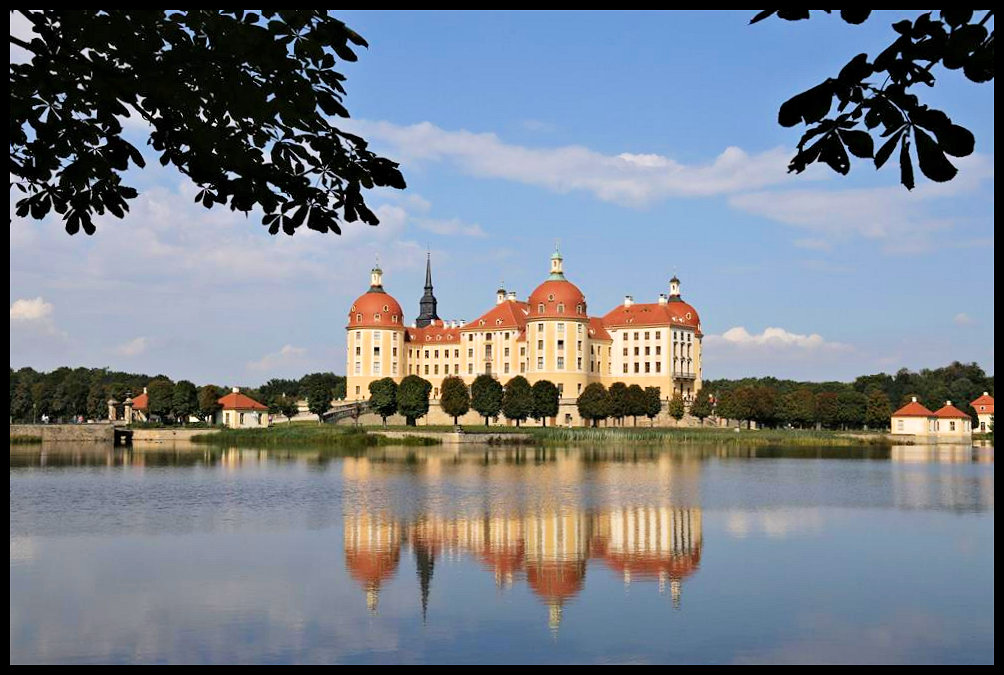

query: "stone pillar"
left=108, top=399, right=119, bottom=421
left=124, top=398, right=133, bottom=424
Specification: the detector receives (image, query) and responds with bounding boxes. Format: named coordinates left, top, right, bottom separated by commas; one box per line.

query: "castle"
left=346, top=248, right=703, bottom=426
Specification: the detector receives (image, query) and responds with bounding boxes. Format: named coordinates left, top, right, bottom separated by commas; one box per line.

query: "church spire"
left=416, top=251, right=441, bottom=327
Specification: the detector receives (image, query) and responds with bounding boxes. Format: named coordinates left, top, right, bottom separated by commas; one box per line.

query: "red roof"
left=601, top=300, right=701, bottom=333
left=588, top=316, right=612, bottom=341
left=463, top=299, right=530, bottom=332
left=892, top=400, right=935, bottom=417
left=218, top=391, right=268, bottom=410
left=933, top=403, right=971, bottom=419
left=527, top=279, right=588, bottom=319
left=970, top=394, right=994, bottom=415
left=130, top=392, right=148, bottom=411
left=407, top=319, right=462, bottom=343
left=348, top=289, right=405, bottom=330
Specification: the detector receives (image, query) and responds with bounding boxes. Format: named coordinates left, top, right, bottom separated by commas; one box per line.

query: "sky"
left=9, top=10, right=995, bottom=385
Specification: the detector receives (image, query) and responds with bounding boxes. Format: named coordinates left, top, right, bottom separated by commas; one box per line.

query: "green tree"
left=471, top=374, right=503, bottom=427
left=10, top=10, right=404, bottom=236
left=625, top=384, right=647, bottom=426
left=368, top=377, right=399, bottom=426
left=397, top=375, right=432, bottom=426
left=607, top=382, right=629, bottom=426
left=836, top=390, right=867, bottom=429
left=779, top=388, right=817, bottom=428
left=197, top=384, right=222, bottom=423
left=865, top=388, right=892, bottom=429
left=306, top=381, right=333, bottom=422
left=815, top=392, right=840, bottom=429
left=86, top=379, right=109, bottom=420
left=11, top=378, right=35, bottom=422
left=439, top=376, right=470, bottom=425
left=172, top=380, right=198, bottom=422
left=269, top=393, right=299, bottom=424
left=643, top=387, right=662, bottom=426
left=751, top=385, right=778, bottom=427
left=259, top=378, right=300, bottom=403
left=146, top=378, right=175, bottom=421
left=754, top=10, right=991, bottom=189
left=690, top=389, right=713, bottom=424
left=577, top=383, right=610, bottom=428
left=501, top=376, right=534, bottom=427
left=531, top=380, right=560, bottom=427
left=667, top=393, right=686, bottom=422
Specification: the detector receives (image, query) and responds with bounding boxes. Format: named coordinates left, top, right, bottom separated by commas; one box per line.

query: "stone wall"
left=10, top=423, right=113, bottom=443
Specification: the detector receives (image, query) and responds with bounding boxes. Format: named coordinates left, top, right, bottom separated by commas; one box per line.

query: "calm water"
left=9, top=443, right=994, bottom=664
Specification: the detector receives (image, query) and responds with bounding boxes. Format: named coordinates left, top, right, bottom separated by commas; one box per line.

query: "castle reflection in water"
left=340, top=453, right=703, bottom=629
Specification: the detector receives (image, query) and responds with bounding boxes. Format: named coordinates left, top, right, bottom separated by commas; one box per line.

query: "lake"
left=9, top=442, right=995, bottom=664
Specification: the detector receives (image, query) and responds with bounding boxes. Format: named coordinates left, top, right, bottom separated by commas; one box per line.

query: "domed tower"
left=526, top=246, right=591, bottom=399
left=346, top=264, right=406, bottom=399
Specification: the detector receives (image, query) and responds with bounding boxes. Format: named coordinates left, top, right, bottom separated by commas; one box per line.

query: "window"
left=468, top=334, right=474, bottom=342
left=548, top=294, right=554, bottom=301
left=392, top=332, right=398, bottom=342
left=468, top=364, right=474, bottom=375
left=623, top=347, right=628, bottom=356
left=392, top=362, right=397, bottom=375
left=485, top=333, right=492, bottom=341
left=634, top=347, right=640, bottom=356
left=577, top=340, right=582, bottom=351
left=454, top=364, right=459, bottom=374
left=645, top=346, right=650, bottom=356
left=433, top=365, right=438, bottom=375
left=623, top=363, right=629, bottom=373
left=557, top=303, right=564, bottom=313
left=950, top=421, right=956, bottom=431
left=504, top=332, right=510, bottom=340
left=467, top=347, right=474, bottom=358
left=374, top=332, right=382, bottom=344
left=538, top=339, right=544, bottom=350
left=557, top=339, right=565, bottom=351
left=354, top=361, right=361, bottom=375
left=557, top=322, right=565, bottom=334
left=645, top=362, right=651, bottom=373
left=655, top=362, right=661, bottom=373
left=577, top=323, right=583, bottom=334
left=538, top=323, right=544, bottom=332
left=454, top=349, right=459, bottom=358
left=355, top=386, right=360, bottom=395
left=538, top=303, right=545, bottom=313
left=424, top=350, right=430, bottom=359
left=577, top=383, right=582, bottom=394
left=577, top=357, right=582, bottom=370
left=434, top=349, right=439, bottom=358
left=374, top=313, right=381, bottom=321
left=557, top=356, right=565, bottom=369
left=373, top=346, right=380, bottom=356
left=504, top=363, right=510, bottom=374
left=373, top=362, right=381, bottom=375
left=355, top=331, right=361, bottom=341
left=537, top=357, right=544, bottom=370
left=356, top=313, right=362, bottom=323
left=634, top=363, right=640, bottom=373
left=485, top=345, right=493, bottom=358
left=644, top=331, right=650, bottom=340
left=634, top=332, right=639, bottom=340
left=504, top=347, right=510, bottom=357
left=557, top=383, right=564, bottom=396
left=520, top=347, right=525, bottom=356
left=355, top=346, right=361, bottom=356
left=576, top=304, right=583, bottom=315
left=392, top=347, right=398, bottom=357
left=655, top=331, right=660, bottom=339
left=655, top=346, right=661, bottom=355
left=424, top=365, right=429, bottom=375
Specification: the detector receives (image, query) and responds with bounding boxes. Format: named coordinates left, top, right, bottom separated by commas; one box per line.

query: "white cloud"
left=115, top=336, right=149, bottom=357
left=729, top=154, right=994, bottom=253
left=347, top=120, right=799, bottom=207
left=247, top=344, right=307, bottom=372
left=10, top=297, right=53, bottom=323
left=954, top=313, right=974, bottom=326
left=708, top=326, right=848, bottom=352
left=416, top=217, right=487, bottom=238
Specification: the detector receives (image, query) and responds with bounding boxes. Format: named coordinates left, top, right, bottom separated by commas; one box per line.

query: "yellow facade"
left=346, top=251, right=703, bottom=419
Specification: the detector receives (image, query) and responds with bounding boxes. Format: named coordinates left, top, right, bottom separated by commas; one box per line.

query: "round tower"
left=346, top=264, right=406, bottom=399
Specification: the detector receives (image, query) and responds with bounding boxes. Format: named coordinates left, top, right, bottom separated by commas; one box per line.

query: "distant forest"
left=704, top=361, right=993, bottom=429
left=8, top=367, right=345, bottom=423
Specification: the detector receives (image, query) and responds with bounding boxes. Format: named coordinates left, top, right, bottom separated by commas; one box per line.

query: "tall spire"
left=416, top=251, right=440, bottom=327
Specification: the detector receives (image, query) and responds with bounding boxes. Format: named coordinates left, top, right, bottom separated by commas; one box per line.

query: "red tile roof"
left=588, top=316, right=612, bottom=341
left=601, top=301, right=701, bottom=333
left=933, top=403, right=971, bottom=419
left=130, top=392, right=148, bottom=410
left=527, top=280, right=588, bottom=319
left=891, top=400, right=935, bottom=417
left=463, top=300, right=530, bottom=332
left=218, top=391, right=267, bottom=411
left=348, top=290, right=405, bottom=330
left=970, top=393, right=994, bottom=415
left=407, top=319, right=462, bottom=343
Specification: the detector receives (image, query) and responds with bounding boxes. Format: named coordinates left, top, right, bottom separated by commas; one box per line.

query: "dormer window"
left=557, top=303, right=564, bottom=313
left=356, top=313, right=362, bottom=322
left=538, top=303, right=545, bottom=313
left=548, top=294, right=554, bottom=301
left=392, top=315, right=398, bottom=323
left=374, top=313, right=381, bottom=321
left=383, top=305, right=389, bottom=312
left=576, top=304, right=582, bottom=315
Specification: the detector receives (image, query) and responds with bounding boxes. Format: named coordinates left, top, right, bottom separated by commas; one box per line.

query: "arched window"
left=576, top=304, right=582, bottom=315
left=374, top=313, right=381, bottom=321
left=557, top=303, right=564, bottom=313
left=538, top=303, right=545, bottom=313
left=548, top=293, right=554, bottom=301
left=383, top=305, right=389, bottom=312
left=392, top=315, right=398, bottom=323
left=356, top=313, right=362, bottom=323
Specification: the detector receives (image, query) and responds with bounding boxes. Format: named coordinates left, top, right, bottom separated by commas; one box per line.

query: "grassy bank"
left=190, top=424, right=441, bottom=448
left=525, top=427, right=894, bottom=447
left=9, top=434, right=43, bottom=445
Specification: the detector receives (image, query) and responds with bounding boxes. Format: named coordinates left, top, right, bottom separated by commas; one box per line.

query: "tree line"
left=8, top=367, right=346, bottom=423
left=705, top=361, right=993, bottom=430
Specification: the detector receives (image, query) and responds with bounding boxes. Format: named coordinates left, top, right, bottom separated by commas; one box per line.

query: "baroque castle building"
left=346, top=248, right=703, bottom=424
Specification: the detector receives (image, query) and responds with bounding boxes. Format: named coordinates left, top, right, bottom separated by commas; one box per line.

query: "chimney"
left=232, top=387, right=240, bottom=394
left=658, top=293, right=668, bottom=305
left=946, top=400, right=952, bottom=406
left=143, top=386, right=148, bottom=394
left=507, top=291, right=517, bottom=301
left=624, top=295, right=634, bottom=307
left=911, top=396, right=918, bottom=402
left=984, top=392, right=989, bottom=396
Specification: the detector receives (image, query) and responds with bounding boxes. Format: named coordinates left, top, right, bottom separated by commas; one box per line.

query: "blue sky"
left=9, top=10, right=995, bottom=384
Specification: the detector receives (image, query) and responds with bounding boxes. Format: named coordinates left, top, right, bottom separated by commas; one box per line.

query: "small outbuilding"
left=890, top=397, right=935, bottom=436
left=216, top=387, right=269, bottom=428
left=970, top=392, right=994, bottom=433
left=932, top=401, right=972, bottom=438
